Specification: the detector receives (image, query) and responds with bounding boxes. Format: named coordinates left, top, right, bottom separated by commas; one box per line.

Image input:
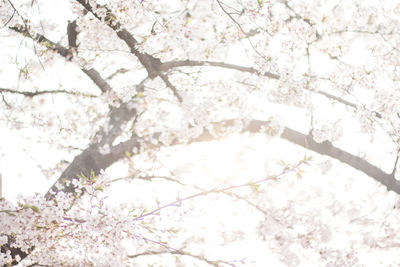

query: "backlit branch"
left=189, top=119, right=400, bottom=194
left=159, top=73, right=183, bottom=102
left=129, top=249, right=231, bottom=267
left=10, top=24, right=112, bottom=93
left=67, top=20, right=78, bottom=49
left=0, top=87, right=96, bottom=98
left=114, top=174, right=285, bottom=225
left=161, top=59, right=279, bottom=79
left=133, top=161, right=305, bottom=221
left=75, top=0, right=163, bottom=78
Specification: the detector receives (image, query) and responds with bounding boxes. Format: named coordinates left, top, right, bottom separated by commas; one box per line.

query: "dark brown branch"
left=0, top=87, right=96, bottom=97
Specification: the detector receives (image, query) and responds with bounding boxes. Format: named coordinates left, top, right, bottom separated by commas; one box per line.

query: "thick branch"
left=189, top=119, right=400, bottom=194
left=45, top=92, right=141, bottom=199
left=67, top=20, right=78, bottom=49
left=81, top=69, right=112, bottom=93
left=280, top=127, right=400, bottom=193
left=45, top=137, right=140, bottom=199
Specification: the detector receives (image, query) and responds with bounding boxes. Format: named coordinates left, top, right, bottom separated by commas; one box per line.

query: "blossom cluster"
left=0, top=172, right=143, bottom=266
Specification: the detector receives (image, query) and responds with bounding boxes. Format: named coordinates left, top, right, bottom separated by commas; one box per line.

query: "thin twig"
left=0, top=87, right=96, bottom=97
left=133, top=161, right=305, bottom=221
left=159, top=73, right=183, bottom=102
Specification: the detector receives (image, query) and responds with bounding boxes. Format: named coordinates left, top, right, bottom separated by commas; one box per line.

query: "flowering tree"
left=1, top=0, right=400, bottom=266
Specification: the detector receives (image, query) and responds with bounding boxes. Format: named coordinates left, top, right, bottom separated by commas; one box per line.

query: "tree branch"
left=392, top=147, right=400, bottom=176
left=10, top=24, right=112, bottom=93
left=161, top=59, right=385, bottom=120
left=159, top=73, right=183, bottom=102
left=81, top=69, right=112, bottom=93
left=129, top=249, right=228, bottom=267
left=9, top=24, right=70, bottom=57
left=280, top=127, right=400, bottom=193
left=67, top=20, right=78, bottom=49
left=161, top=59, right=279, bottom=79
left=0, top=87, right=96, bottom=97
left=74, top=0, right=162, bottom=78
left=189, top=119, right=400, bottom=194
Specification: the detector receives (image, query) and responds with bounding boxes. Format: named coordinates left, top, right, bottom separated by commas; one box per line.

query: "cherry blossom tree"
left=1, top=0, right=400, bottom=266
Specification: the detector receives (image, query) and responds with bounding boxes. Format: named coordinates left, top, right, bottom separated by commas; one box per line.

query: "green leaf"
left=90, top=169, right=96, bottom=179
left=43, top=41, right=53, bottom=48
left=250, top=183, right=260, bottom=192
left=95, top=186, right=104, bottom=192
left=29, top=205, right=40, bottom=213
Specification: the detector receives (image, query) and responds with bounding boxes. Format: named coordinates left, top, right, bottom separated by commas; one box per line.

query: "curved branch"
left=190, top=119, right=400, bottom=194
left=129, top=250, right=226, bottom=267
left=160, top=59, right=370, bottom=114
left=161, top=59, right=279, bottom=79
left=280, top=127, right=400, bottom=193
